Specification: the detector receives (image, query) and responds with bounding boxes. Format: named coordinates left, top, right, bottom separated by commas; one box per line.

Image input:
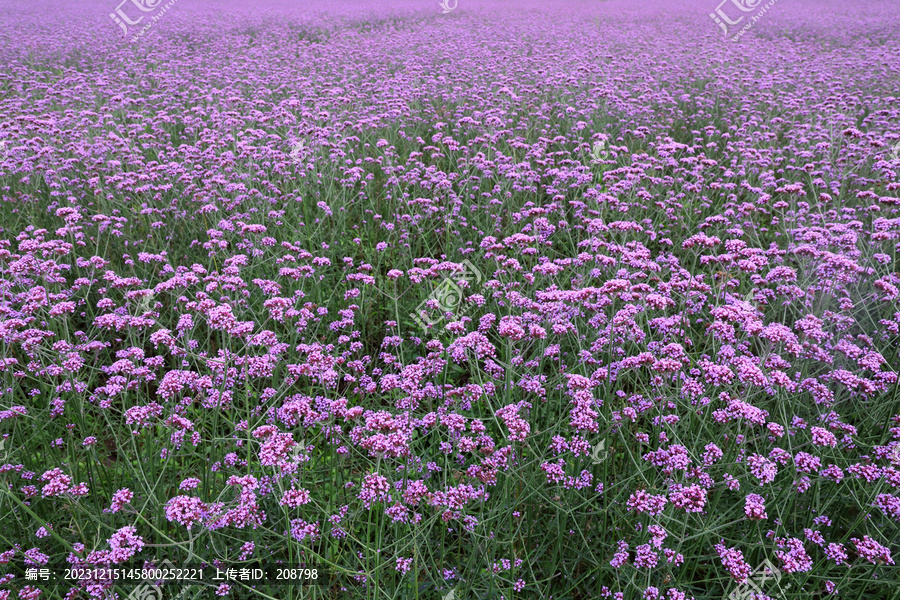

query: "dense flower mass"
left=0, top=0, right=898, bottom=598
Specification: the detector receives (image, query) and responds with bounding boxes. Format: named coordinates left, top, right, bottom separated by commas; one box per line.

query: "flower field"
left=0, top=0, right=899, bottom=599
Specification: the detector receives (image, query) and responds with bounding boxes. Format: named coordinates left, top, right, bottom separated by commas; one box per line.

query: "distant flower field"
left=0, top=1, right=899, bottom=599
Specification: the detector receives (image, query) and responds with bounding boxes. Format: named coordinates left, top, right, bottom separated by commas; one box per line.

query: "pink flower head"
left=851, top=535, right=894, bottom=565
left=743, top=493, right=767, bottom=520
left=164, top=496, right=209, bottom=530
left=107, top=488, right=133, bottom=513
